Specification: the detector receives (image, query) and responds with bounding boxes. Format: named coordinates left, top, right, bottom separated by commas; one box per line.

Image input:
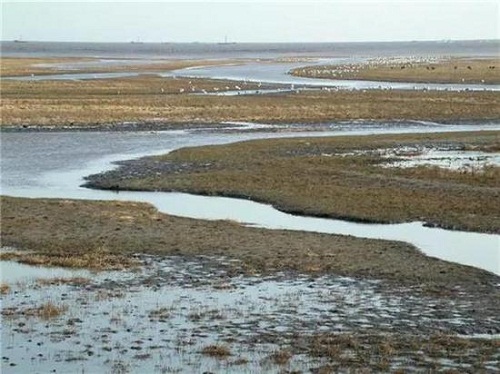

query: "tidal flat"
left=84, top=131, right=500, bottom=234
left=291, top=57, right=500, bottom=84
left=1, top=197, right=499, bottom=373
left=1, top=48, right=500, bottom=372
left=2, top=57, right=500, bottom=127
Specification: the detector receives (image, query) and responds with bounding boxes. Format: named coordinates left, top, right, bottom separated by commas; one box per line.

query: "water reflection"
left=1, top=123, right=499, bottom=275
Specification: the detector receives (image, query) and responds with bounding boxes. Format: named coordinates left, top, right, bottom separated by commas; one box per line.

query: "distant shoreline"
left=2, top=39, right=499, bottom=60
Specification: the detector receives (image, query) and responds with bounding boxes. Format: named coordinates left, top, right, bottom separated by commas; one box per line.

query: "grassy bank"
left=291, top=57, right=500, bottom=84
left=85, top=131, right=500, bottom=233
left=2, top=196, right=498, bottom=288
left=2, top=76, right=500, bottom=126
left=0, top=57, right=242, bottom=77
left=2, top=57, right=500, bottom=127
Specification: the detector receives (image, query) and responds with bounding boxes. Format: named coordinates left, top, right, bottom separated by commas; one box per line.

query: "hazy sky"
left=2, top=1, right=499, bottom=43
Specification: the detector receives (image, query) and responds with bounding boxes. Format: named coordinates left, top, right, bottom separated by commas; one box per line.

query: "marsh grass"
left=2, top=78, right=499, bottom=127
left=37, top=302, right=68, bottom=320
left=0, top=246, right=139, bottom=270
left=2, top=301, right=68, bottom=320
left=291, top=58, right=500, bottom=84
left=89, top=131, right=500, bottom=233
left=304, top=333, right=500, bottom=371
left=2, top=196, right=498, bottom=287
left=201, top=344, right=232, bottom=357
left=0, top=283, right=11, bottom=295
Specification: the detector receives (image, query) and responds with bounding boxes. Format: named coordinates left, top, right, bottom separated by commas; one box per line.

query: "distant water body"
left=1, top=40, right=499, bottom=59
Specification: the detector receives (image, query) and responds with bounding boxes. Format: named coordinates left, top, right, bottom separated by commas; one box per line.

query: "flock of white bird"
left=151, top=56, right=494, bottom=96
left=293, top=56, right=442, bottom=79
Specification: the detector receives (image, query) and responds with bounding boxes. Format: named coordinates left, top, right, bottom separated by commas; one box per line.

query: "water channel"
left=1, top=121, right=499, bottom=275
left=6, top=58, right=500, bottom=93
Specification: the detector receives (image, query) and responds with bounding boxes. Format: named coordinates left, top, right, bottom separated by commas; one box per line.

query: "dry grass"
left=0, top=246, right=138, bottom=270
left=302, top=332, right=500, bottom=371
left=3, top=88, right=499, bottom=127
left=1, top=196, right=498, bottom=289
left=201, top=344, right=232, bottom=357
left=36, top=302, right=68, bottom=320
left=0, top=283, right=11, bottom=295
left=3, top=301, right=68, bottom=320
left=87, top=131, right=500, bottom=233
left=292, top=58, right=500, bottom=84
left=2, top=74, right=499, bottom=127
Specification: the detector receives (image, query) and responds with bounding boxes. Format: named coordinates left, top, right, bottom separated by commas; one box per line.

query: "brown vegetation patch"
left=2, top=301, right=68, bottom=320
left=2, top=77, right=499, bottom=127
left=201, top=344, right=232, bottom=357
left=0, top=246, right=138, bottom=270
left=301, top=333, right=500, bottom=372
left=1, top=196, right=498, bottom=290
left=86, top=131, right=500, bottom=233
left=292, top=57, right=500, bottom=84
left=0, top=283, right=11, bottom=295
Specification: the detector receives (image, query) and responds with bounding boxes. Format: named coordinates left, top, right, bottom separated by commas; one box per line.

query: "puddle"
left=0, top=261, right=94, bottom=284
left=335, top=146, right=500, bottom=171
left=2, top=255, right=497, bottom=373
left=382, top=149, right=500, bottom=171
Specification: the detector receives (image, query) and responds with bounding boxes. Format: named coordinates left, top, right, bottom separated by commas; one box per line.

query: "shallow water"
left=1, top=121, right=499, bottom=274
left=6, top=58, right=500, bottom=92
left=166, top=60, right=500, bottom=92
left=0, top=261, right=93, bottom=284
left=382, top=149, right=500, bottom=171
left=2, top=255, right=496, bottom=373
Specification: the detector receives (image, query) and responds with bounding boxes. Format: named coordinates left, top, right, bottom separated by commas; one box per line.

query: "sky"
left=1, top=1, right=499, bottom=43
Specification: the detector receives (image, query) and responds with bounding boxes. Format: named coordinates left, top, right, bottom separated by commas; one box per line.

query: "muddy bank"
left=83, top=131, right=500, bottom=234
left=0, top=121, right=228, bottom=133
left=2, top=196, right=499, bottom=289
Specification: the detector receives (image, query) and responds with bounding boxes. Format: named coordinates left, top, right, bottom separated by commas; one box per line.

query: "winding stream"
left=166, top=59, right=500, bottom=92
left=6, top=58, right=500, bottom=92
left=1, top=121, right=499, bottom=275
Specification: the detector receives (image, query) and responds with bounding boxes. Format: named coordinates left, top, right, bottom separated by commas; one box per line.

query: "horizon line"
left=2, top=38, right=500, bottom=44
